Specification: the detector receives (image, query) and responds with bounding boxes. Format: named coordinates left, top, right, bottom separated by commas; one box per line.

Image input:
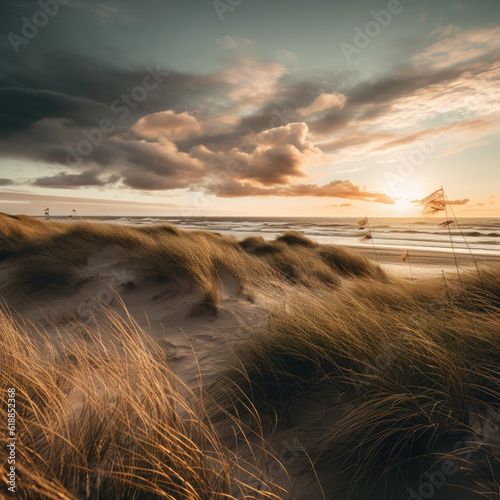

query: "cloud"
left=1, top=24, right=499, bottom=204
left=413, top=25, right=500, bottom=70
left=132, top=110, right=202, bottom=142
left=206, top=179, right=395, bottom=204
left=4, top=50, right=494, bottom=197
left=34, top=170, right=117, bottom=188
left=216, top=35, right=254, bottom=50
left=0, top=189, right=179, bottom=213
left=446, top=198, right=470, bottom=206
left=116, top=139, right=205, bottom=189
left=132, top=110, right=239, bottom=143
left=0, top=179, right=13, bottom=186
left=297, top=93, right=347, bottom=116
left=121, top=169, right=188, bottom=190
left=190, top=122, right=327, bottom=187
left=305, top=26, right=500, bottom=162
left=410, top=198, right=470, bottom=207
left=218, top=56, right=287, bottom=112
left=0, top=88, right=110, bottom=139
left=327, top=203, right=353, bottom=208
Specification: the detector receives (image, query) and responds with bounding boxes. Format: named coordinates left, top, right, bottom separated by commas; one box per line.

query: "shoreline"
left=343, top=244, right=499, bottom=278
left=29, top=215, right=500, bottom=259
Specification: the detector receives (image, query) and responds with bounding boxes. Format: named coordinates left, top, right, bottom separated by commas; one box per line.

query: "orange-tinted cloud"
left=446, top=199, right=470, bottom=206
left=207, top=179, right=395, bottom=204
left=132, top=110, right=202, bottom=142
left=297, top=93, right=347, bottom=116
left=327, top=203, right=353, bottom=208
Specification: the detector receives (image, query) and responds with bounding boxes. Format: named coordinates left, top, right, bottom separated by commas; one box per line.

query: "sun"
left=392, top=182, right=427, bottom=212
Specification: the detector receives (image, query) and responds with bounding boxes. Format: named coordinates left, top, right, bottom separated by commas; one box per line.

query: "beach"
left=348, top=244, right=500, bottom=278
left=1, top=213, right=500, bottom=499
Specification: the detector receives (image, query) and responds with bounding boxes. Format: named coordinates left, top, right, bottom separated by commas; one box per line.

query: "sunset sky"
left=1, top=0, right=500, bottom=217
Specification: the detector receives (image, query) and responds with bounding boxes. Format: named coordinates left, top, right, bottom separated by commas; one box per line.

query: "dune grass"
left=239, top=231, right=384, bottom=286
left=0, top=308, right=285, bottom=499
left=0, top=216, right=381, bottom=307
left=205, top=269, right=500, bottom=497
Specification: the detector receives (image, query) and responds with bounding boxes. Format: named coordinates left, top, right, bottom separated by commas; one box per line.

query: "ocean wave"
left=447, top=231, right=500, bottom=237
left=386, top=229, right=425, bottom=234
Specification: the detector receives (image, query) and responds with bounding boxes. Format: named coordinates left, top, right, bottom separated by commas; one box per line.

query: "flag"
left=419, top=188, right=445, bottom=216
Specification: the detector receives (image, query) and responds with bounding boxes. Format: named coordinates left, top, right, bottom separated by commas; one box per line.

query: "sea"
left=47, top=216, right=500, bottom=256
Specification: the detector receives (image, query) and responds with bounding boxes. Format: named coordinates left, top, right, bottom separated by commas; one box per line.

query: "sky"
left=1, top=0, right=500, bottom=217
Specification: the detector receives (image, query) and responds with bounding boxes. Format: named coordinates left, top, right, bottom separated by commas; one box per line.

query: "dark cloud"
left=0, top=178, right=13, bottom=186
left=121, top=169, right=189, bottom=190
left=188, top=123, right=325, bottom=187
left=348, top=66, right=463, bottom=107
left=0, top=67, right=227, bottom=137
left=34, top=169, right=116, bottom=188
left=307, top=109, right=352, bottom=137
left=0, top=88, right=110, bottom=138
left=117, top=139, right=204, bottom=188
